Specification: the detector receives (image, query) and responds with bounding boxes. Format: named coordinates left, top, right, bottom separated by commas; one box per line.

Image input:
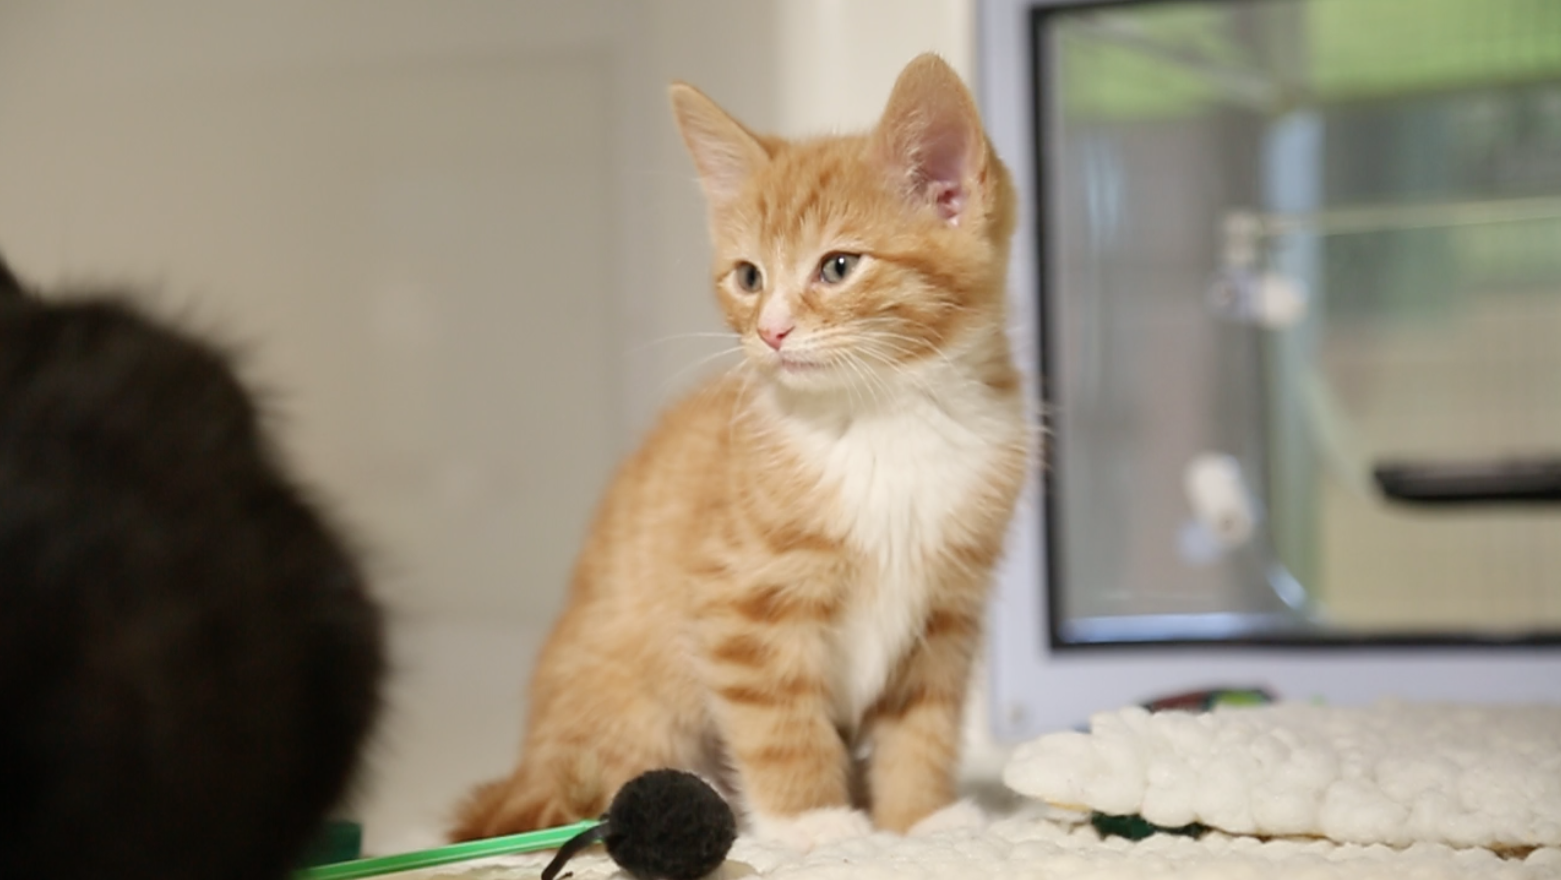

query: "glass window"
left=1041, top=0, right=1561, bottom=645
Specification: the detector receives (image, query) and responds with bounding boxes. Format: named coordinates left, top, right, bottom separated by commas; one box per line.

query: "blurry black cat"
left=0, top=256, right=384, bottom=880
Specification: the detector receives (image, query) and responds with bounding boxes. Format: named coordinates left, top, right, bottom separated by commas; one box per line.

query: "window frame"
left=976, top=0, right=1561, bottom=743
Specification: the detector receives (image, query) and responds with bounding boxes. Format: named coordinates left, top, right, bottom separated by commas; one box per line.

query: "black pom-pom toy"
left=542, top=769, right=737, bottom=880
left=297, top=769, right=737, bottom=880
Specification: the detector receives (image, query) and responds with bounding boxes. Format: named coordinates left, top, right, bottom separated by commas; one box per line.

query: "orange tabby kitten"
left=451, top=53, right=1028, bottom=842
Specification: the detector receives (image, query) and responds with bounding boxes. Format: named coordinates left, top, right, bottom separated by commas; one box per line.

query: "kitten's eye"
left=819, top=253, right=861, bottom=285
left=733, top=261, right=763, bottom=294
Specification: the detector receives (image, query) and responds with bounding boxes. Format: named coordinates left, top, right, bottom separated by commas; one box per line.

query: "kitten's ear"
left=670, top=83, right=769, bottom=211
left=874, top=53, right=986, bottom=226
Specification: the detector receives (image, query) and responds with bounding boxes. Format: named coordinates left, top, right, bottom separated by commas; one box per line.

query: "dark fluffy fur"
left=0, top=257, right=384, bottom=880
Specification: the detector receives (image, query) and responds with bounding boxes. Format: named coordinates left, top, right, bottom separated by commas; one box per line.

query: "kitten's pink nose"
left=759, top=322, right=794, bottom=351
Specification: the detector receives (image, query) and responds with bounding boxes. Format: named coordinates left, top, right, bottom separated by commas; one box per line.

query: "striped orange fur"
left=449, top=53, right=1031, bottom=842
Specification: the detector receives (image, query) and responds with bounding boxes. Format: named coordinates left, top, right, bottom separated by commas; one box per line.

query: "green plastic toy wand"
left=296, top=820, right=599, bottom=880
left=298, top=768, right=739, bottom=880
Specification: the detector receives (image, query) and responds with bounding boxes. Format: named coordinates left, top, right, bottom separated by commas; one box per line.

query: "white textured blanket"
left=418, top=805, right=1561, bottom=879
left=409, top=701, right=1561, bottom=880
left=1005, top=701, right=1561, bottom=851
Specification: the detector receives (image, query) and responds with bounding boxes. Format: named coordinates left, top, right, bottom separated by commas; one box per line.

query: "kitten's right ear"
left=669, top=83, right=768, bottom=212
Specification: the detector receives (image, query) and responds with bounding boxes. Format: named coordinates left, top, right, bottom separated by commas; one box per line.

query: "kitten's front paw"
left=907, top=798, right=987, bottom=836
left=747, top=807, right=874, bottom=852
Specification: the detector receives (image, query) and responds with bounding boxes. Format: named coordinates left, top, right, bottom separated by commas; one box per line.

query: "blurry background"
left=0, top=0, right=973, bottom=853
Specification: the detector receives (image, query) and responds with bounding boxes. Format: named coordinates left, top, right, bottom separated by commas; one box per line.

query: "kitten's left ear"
left=873, top=53, right=987, bottom=226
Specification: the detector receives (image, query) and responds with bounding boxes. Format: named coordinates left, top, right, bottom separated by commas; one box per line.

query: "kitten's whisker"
left=865, top=329, right=959, bottom=372
left=692, top=360, right=753, bottom=412
left=817, top=319, right=956, bottom=369
left=853, top=337, right=938, bottom=378
left=626, top=331, right=740, bottom=356
left=854, top=345, right=937, bottom=400
left=851, top=353, right=897, bottom=411
left=842, top=355, right=882, bottom=413
left=728, top=362, right=760, bottom=450
left=839, top=353, right=870, bottom=413
left=653, top=345, right=745, bottom=401
left=845, top=346, right=908, bottom=410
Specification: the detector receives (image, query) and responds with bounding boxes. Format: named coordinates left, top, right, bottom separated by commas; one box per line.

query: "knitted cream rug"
left=413, top=701, right=1561, bottom=879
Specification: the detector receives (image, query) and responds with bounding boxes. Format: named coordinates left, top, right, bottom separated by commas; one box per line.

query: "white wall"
left=776, top=0, right=975, bottom=136
left=0, top=1, right=631, bottom=628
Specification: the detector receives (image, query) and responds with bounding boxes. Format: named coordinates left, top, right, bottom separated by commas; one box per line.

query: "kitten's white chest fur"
left=777, top=379, right=1020, bottom=723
